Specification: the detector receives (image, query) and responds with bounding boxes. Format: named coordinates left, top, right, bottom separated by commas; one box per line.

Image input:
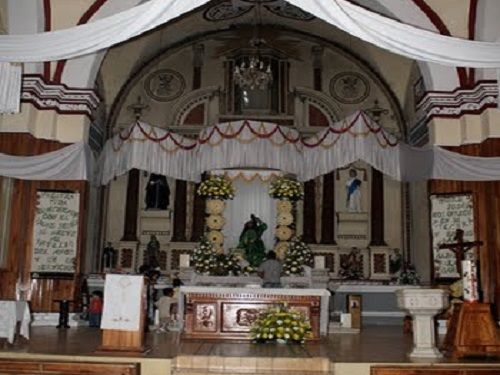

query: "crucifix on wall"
left=438, top=228, right=482, bottom=277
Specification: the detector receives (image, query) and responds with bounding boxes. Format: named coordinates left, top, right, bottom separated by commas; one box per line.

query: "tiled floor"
left=1, top=325, right=497, bottom=364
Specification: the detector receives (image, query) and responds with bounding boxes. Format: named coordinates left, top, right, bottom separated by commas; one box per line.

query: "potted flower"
left=250, top=303, right=312, bottom=344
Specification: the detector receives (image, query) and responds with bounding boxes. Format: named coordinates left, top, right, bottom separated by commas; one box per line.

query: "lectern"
left=96, top=275, right=147, bottom=354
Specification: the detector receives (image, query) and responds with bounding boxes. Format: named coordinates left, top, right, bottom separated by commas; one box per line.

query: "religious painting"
left=194, top=303, right=217, bottom=332
left=222, top=303, right=266, bottom=332
left=329, top=72, right=370, bottom=104
left=430, top=193, right=475, bottom=280
left=144, top=69, right=185, bottom=102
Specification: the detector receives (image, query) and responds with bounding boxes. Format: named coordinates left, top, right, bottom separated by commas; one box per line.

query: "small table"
left=0, top=301, right=30, bottom=344
left=53, top=299, right=73, bottom=329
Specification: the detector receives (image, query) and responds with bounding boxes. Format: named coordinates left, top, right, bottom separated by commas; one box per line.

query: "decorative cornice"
left=416, top=81, right=498, bottom=123
left=21, top=74, right=100, bottom=119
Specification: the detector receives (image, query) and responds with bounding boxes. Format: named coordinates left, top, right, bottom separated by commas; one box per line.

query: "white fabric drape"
left=0, top=63, right=21, bottom=113
left=99, top=122, right=199, bottom=184
left=288, top=0, right=500, bottom=68
left=99, top=113, right=500, bottom=184
left=0, top=141, right=92, bottom=181
left=302, top=111, right=401, bottom=181
left=0, top=0, right=206, bottom=62
left=197, top=120, right=303, bottom=179
left=222, top=177, right=277, bottom=251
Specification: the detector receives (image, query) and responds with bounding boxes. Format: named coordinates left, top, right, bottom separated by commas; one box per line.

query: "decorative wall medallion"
left=144, top=69, right=185, bottom=102
left=203, top=2, right=252, bottom=22
left=264, top=3, right=315, bottom=21
left=329, top=72, right=370, bottom=104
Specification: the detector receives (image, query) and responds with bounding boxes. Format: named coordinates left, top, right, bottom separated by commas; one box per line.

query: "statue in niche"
left=101, top=242, right=117, bottom=271
left=145, top=173, right=170, bottom=210
left=339, top=248, right=363, bottom=280
left=345, top=169, right=362, bottom=212
left=144, top=234, right=161, bottom=271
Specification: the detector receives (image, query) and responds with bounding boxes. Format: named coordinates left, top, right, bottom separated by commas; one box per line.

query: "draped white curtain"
left=3, top=0, right=500, bottom=112
left=222, top=177, right=277, bottom=251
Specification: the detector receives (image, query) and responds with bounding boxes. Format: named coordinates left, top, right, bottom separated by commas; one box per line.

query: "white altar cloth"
left=178, top=286, right=331, bottom=335
left=0, top=301, right=30, bottom=344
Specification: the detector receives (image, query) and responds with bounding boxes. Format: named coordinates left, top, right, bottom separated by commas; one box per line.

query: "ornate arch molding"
left=169, top=86, right=220, bottom=127
left=294, top=87, right=341, bottom=127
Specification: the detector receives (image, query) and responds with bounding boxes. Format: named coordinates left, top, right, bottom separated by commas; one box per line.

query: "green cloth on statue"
left=237, top=221, right=268, bottom=267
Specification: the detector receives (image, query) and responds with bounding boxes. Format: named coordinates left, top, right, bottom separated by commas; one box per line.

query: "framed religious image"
left=347, top=294, right=361, bottom=329
left=429, top=193, right=475, bottom=281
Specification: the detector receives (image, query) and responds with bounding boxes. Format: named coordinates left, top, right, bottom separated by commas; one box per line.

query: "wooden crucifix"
left=438, top=228, right=483, bottom=277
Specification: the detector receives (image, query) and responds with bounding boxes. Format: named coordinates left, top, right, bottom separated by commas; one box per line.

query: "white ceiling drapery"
left=2, top=0, right=500, bottom=112
left=98, top=111, right=500, bottom=184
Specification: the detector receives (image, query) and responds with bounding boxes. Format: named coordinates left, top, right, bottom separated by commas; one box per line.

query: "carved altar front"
left=179, top=286, right=330, bottom=340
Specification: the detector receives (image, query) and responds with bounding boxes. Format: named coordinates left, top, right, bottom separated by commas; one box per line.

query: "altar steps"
left=172, top=355, right=333, bottom=375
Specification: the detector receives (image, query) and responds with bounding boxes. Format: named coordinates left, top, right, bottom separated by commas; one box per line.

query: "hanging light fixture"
left=233, top=1, right=273, bottom=91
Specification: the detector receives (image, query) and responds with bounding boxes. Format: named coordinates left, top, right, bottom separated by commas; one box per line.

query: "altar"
left=178, top=286, right=330, bottom=340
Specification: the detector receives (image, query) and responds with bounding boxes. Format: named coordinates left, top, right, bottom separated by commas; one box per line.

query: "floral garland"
left=282, top=237, right=314, bottom=276
left=197, top=175, right=235, bottom=200
left=192, top=238, right=241, bottom=276
left=250, top=303, right=312, bottom=344
left=269, top=177, right=303, bottom=201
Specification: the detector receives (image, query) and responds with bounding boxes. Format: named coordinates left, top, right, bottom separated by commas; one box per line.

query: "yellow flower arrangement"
left=197, top=176, right=235, bottom=200
left=276, top=200, right=293, bottom=213
left=276, top=212, right=294, bottom=226
left=207, top=230, right=224, bottom=245
left=274, top=241, right=289, bottom=260
left=269, top=177, right=304, bottom=201
left=250, top=303, right=313, bottom=344
left=206, top=199, right=225, bottom=214
left=206, top=214, right=225, bottom=230
left=275, top=225, right=293, bottom=241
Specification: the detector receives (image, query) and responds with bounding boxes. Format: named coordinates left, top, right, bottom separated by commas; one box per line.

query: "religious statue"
left=389, top=248, right=403, bottom=276
left=346, top=169, right=362, bottom=212
left=145, top=235, right=161, bottom=270
left=145, top=173, right=170, bottom=210
left=237, top=214, right=268, bottom=267
left=101, top=242, right=117, bottom=271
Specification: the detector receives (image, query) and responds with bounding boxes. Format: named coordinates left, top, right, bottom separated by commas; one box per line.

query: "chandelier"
left=233, top=1, right=272, bottom=91
left=234, top=56, right=272, bottom=90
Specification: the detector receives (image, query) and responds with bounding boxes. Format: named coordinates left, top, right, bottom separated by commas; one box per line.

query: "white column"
left=396, top=288, right=449, bottom=359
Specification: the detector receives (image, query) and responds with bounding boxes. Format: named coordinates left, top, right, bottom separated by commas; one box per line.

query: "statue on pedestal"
left=145, top=235, right=161, bottom=271
left=237, top=214, right=267, bottom=267
left=102, top=242, right=117, bottom=271
left=145, top=173, right=170, bottom=210
left=346, top=169, right=362, bottom=212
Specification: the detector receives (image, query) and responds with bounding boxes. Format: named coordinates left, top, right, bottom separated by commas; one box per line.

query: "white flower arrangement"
left=269, top=177, right=304, bottom=201
left=282, top=237, right=314, bottom=276
left=207, top=230, right=224, bottom=245
left=197, top=176, right=235, bottom=200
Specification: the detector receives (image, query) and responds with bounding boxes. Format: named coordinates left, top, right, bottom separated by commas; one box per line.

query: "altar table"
left=0, top=301, right=30, bottom=344
left=178, top=286, right=330, bottom=340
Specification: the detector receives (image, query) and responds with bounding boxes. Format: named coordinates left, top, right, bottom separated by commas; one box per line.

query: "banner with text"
left=31, top=191, right=80, bottom=274
left=430, top=194, right=474, bottom=279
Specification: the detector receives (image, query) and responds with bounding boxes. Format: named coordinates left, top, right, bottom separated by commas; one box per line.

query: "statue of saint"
left=102, top=242, right=117, bottom=271
left=146, top=235, right=161, bottom=270
left=145, top=173, right=170, bottom=210
left=346, top=169, right=362, bottom=212
left=237, top=214, right=268, bottom=267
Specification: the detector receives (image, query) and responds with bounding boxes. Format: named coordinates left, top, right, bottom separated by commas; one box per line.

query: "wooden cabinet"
left=0, top=359, right=139, bottom=375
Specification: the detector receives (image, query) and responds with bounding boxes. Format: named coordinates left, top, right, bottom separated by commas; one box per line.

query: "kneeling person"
left=258, top=251, right=282, bottom=288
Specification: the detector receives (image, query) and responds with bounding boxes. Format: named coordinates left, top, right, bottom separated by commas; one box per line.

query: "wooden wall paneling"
left=429, top=138, right=500, bottom=318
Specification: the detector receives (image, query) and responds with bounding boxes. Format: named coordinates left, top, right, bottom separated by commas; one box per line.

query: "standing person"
left=88, top=291, right=103, bottom=328
left=258, top=251, right=282, bottom=288
left=155, top=288, right=176, bottom=332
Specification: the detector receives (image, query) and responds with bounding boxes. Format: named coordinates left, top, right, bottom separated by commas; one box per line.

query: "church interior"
left=0, top=1, right=500, bottom=374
